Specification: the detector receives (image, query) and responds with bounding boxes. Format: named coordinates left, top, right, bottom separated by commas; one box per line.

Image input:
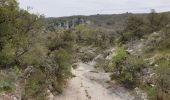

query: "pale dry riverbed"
left=54, top=60, right=134, bottom=100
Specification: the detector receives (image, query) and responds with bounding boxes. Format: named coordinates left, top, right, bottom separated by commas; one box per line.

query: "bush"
left=23, top=68, right=47, bottom=100
left=0, top=42, right=16, bottom=66
left=154, top=56, right=170, bottom=100
left=122, top=55, right=146, bottom=88
left=112, top=47, right=127, bottom=64
left=111, top=47, right=127, bottom=73
left=143, top=86, right=157, bottom=100
left=20, top=43, right=48, bottom=66
left=0, top=80, right=13, bottom=92
left=0, top=0, right=75, bottom=99
left=123, top=15, right=145, bottom=40
left=53, top=49, right=72, bottom=80
left=47, top=48, right=72, bottom=94
left=0, top=70, right=16, bottom=93
left=111, top=47, right=147, bottom=88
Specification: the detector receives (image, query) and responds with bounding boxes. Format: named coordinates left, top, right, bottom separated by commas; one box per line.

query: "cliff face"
left=45, top=13, right=132, bottom=31
left=46, top=17, right=92, bottom=30
left=54, top=18, right=91, bottom=29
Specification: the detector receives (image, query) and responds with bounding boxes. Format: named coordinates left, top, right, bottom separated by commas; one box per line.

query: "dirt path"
left=54, top=60, right=134, bottom=100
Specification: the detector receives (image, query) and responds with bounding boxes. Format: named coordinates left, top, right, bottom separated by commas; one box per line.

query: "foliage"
left=112, top=47, right=127, bottom=64
left=0, top=80, right=12, bottom=93
left=120, top=10, right=170, bottom=43
left=14, top=65, right=22, bottom=75
left=0, top=0, right=74, bottom=99
left=124, top=16, right=145, bottom=39
left=53, top=49, right=72, bottom=80
left=153, top=55, right=170, bottom=100
left=23, top=68, right=47, bottom=100
left=73, top=25, right=115, bottom=48
left=142, top=54, right=170, bottom=100
left=46, top=29, right=76, bottom=53
left=20, top=43, right=48, bottom=66
left=111, top=47, right=146, bottom=88
left=0, top=70, right=16, bottom=93
left=147, top=9, right=170, bottom=33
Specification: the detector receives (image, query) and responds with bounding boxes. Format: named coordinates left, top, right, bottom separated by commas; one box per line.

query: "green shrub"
left=112, top=47, right=127, bottom=64
left=20, top=43, right=48, bottom=66
left=23, top=68, right=47, bottom=100
left=154, top=58, right=170, bottom=100
left=46, top=48, right=72, bottom=94
left=111, top=47, right=127, bottom=73
left=121, top=55, right=146, bottom=88
left=122, top=32, right=135, bottom=41
left=111, top=47, right=146, bottom=88
left=143, top=86, right=157, bottom=100
left=0, top=72, right=15, bottom=93
left=0, top=42, right=16, bottom=66
left=53, top=48, right=72, bottom=79
left=0, top=80, right=12, bottom=92
left=14, top=66, right=22, bottom=75
left=0, top=0, right=75, bottom=99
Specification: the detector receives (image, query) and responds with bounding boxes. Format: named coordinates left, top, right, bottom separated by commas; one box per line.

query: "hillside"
left=46, top=13, right=136, bottom=31
left=45, top=12, right=170, bottom=32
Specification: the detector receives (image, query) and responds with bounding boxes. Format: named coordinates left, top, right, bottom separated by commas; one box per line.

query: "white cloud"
left=18, top=0, right=170, bottom=17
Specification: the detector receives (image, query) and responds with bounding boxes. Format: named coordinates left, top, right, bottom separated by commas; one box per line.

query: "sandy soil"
left=54, top=61, right=134, bottom=100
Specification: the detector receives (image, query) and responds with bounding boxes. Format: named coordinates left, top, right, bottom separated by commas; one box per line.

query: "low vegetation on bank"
left=104, top=10, right=170, bottom=100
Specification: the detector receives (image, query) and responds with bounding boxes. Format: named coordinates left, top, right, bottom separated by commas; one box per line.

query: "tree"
left=147, top=9, right=169, bottom=33
left=122, top=15, right=145, bottom=42
left=0, top=0, right=74, bottom=99
left=0, top=0, right=45, bottom=67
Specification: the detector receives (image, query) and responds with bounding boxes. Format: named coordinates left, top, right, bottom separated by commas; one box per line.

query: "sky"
left=18, top=0, right=170, bottom=17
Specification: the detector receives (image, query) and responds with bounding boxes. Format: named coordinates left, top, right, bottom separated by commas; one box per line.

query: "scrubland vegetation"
left=0, top=0, right=74, bottom=99
left=0, top=0, right=170, bottom=100
left=0, top=0, right=115, bottom=99
left=108, top=10, right=170, bottom=100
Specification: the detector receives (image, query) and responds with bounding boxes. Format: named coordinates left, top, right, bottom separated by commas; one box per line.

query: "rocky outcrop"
left=47, top=17, right=92, bottom=30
